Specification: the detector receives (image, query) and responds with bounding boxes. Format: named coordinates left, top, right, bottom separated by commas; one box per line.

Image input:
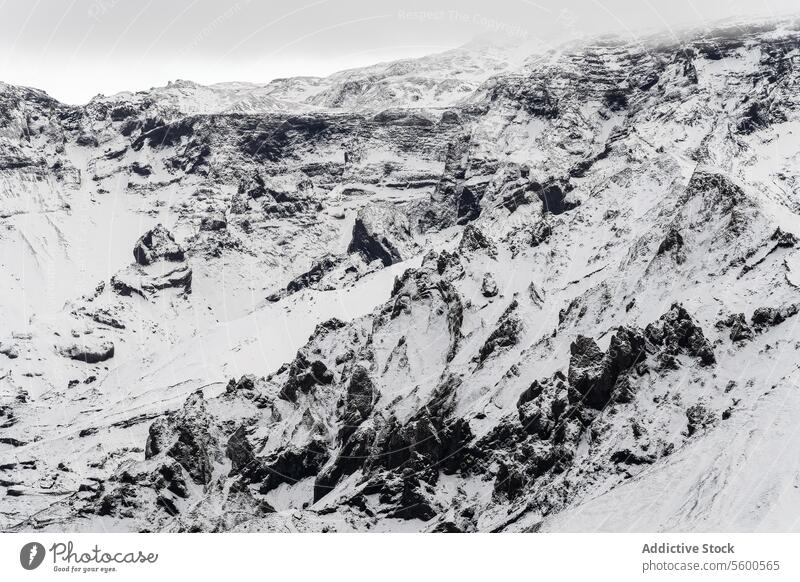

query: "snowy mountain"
left=83, top=38, right=521, bottom=119
left=2, top=18, right=800, bottom=533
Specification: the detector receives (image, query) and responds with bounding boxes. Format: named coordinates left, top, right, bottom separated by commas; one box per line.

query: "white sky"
left=0, top=0, right=798, bottom=104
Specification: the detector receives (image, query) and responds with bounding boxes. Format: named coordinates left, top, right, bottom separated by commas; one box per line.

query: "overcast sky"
left=1, top=0, right=797, bottom=104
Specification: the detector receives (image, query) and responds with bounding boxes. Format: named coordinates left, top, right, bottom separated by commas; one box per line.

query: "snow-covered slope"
left=2, top=19, right=800, bottom=533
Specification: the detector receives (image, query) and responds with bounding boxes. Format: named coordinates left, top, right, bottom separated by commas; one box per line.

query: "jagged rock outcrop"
left=58, top=340, right=115, bottom=364
left=226, top=426, right=255, bottom=475
left=751, top=304, right=799, bottom=331
left=347, top=202, right=417, bottom=266
left=568, top=327, right=646, bottom=409
left=656, top=228, right=686, bottom=264
left=278, top=352, right=334, bottom=402
left=199, top=212, right=226, bottom=231
left=251, top=440, right=329, bottom=494
left=458, top=224, right=497, bottom=258
left=645, top=304, right=715, bottom=366
left=481, top=273, right=499, bottom=297
left=145, top=391, right=218, bottom=485
left=133, top=224, right=185, bottom=266
left=716, top=313, right=754, bottom=342
left=339, top=366, right=377, bottom=443
left=477, top=300, right=522, bottom=364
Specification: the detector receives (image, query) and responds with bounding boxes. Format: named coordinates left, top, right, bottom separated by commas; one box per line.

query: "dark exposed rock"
left=570, top=144, right=611, bottom=178
left=76, top=134, right=98, bottom=147
left=132, top=118, right=194, bottom=150
left=88, top=308, right=126, bottom=329
left=436, top=250, right=465, bottom=280
left=458, top=224, right=497, bottom=258
left=313, top=424, right=375, bottom=501
left=373, top=109, right=434, bottom=126
left=385, top=472, right=438, bottom=521
left=266, top=255, right=342, bottom=302
left=199, top=212, right=226, bottom=231
left=770, top=227, right=797, bottom=248
left=250, top=440, right=329, bottom=494
left=645, top=304, right=715, bottom=366
left=604, top=88, right=629, bottom=111
left=347, top=202, right=415, bottom=266
left=339, top=366, right=377, bottom=444
left=156, top=495, right=179, bottom=515
left=491, top=78, right=559, bottom=118
left=568, top=327, right=646, bottom=409
left=0, top=436, right=28, bottom=446
left=133, top=224, right=185, bottom=265
left=686, top=403, right=716, bottom=436
left=496, top=178, right=532, bottom=213
left=147, top=265, right=193, bottom=294
left=145, top=391, right=218, bottom=486
left=388, top=261, right=464, bottom=362
left=157, top=462, right=189, bottom=498
left=278, top=352, right=334, bottom=402
left=611, top=374, right=637, bottom=404
left=528, top=221, right=552, bottom=248
left=716, top=313, right=754, bottom=341
left=478, top=300, right=522, bottom=365
left=109, top=104, right=138, bottom=121
left=610, top=449, right=655, bottom=465
left=481, top=272, right=499, bottom=297
left=226, top=426, right=255, bottom=475
left=418, top=134, right=473, bottom=230
left=59, top=341, right=115, bottom=364
left=367, top=376, right=472, bottom=477
left=517, top=372, right=568, bottom=438
left=97, top=483, right=138, bottom=517
left=130, top=162, right=152, bottom=177
left=110, top=274, right=145, bottom=298
left=736, top=99, right=785, bottom=134
left=751, top=304, right=799, bottom=331
left=567, top=336, right=604, bottom=405
left=431, top=520, right=464, bottom=532
left=683, top=172, right=748, bottom=220
left=527, top=282, right=545, bottom=307
left=493, top=461, right=527, bottom=500
left=656, top=228, right=686, bottom=264
left=224, top=374, right=258, bottom=398
left=456, top=182, right=485, bottom=225
left=535, top=181, right=579, bottom=215
left=0, top=342, right=19, bottom=359
left=677, top=49, right=698, bottom=83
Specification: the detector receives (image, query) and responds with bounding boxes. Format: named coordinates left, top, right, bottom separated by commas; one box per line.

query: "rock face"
left=751, top=304, right=799, bottom=330
left=199, top=212, right=226, bottom=232
left=645, top=304, right=715, bottom=366
left=481, top=272, right=499, bottom=297
left=4, top=20, right=800, bottom=534
left=278, top=352, right=334, bottom=402
left=478, top=300, right=522, bottom=364
left=133, top=224, right=185, bottom=265
left=339, top=366, right=377, bottom=442
left=145, top=391, right=218, bottom=485
left=568, top=327, right=645, bottom=409
left=58, top=341, right=115, bottom=364
left=347, top=202, right=416, bottom=266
